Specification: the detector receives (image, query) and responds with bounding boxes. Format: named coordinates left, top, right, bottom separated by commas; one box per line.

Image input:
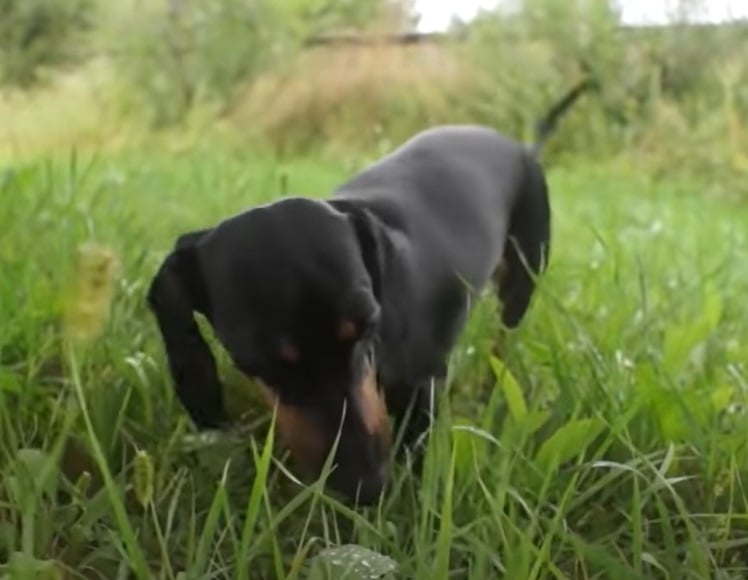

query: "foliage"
left=231, top=43, right=472, bottom=156
left=0, top=150, right=747, bottom=576
left=105, top=0, right=295, bottom=127
left=460, top=0, right=748, bottom=174
left=2, top=0, right=747, bottom=191
left=462, top=0, right=622, bottom=138
left=0, top=0, right=95, bottom=88
left=104, top=0, right=415, bottom=127
left=223, top=0, right=748, bottom=188
left=277, top=0, right=415, bottom=37
left=2, top=1, right=748, bottom=575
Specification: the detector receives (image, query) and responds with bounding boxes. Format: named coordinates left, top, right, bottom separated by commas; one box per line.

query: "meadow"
left=2, top=0, right=748, bottom=577
left=1, top=142, right=747, bottom=578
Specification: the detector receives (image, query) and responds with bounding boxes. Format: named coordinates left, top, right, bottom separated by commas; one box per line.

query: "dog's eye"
left=336, top=319, right=358, bottom=342
left=279, top=340, right=300, bottom=364
left=337, top=310, right=380, bottom=343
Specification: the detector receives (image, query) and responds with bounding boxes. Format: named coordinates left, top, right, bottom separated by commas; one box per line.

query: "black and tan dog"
left=147, top=80, right=589, bottom=505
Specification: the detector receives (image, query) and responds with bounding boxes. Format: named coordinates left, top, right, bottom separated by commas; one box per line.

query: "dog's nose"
left=351, top=464, right=388, bottom=506
left=333, top=462, right=388, bottom=506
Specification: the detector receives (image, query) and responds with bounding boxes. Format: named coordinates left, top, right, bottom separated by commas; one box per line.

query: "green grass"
left=1, top=147, right=747, bottom=579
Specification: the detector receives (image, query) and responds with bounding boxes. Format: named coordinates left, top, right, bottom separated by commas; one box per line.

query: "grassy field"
left=1, top=146, right=748, bottom=579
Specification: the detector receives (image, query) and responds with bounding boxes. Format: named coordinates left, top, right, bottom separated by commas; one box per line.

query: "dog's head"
left=149, top=197, right=391, bottom=504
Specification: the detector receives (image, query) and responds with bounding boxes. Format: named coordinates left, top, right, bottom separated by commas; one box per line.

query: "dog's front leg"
left=387, top=372, right=446, bottom=471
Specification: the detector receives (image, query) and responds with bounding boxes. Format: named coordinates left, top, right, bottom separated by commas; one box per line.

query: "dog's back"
left=332, top=77, right=591, bottom=326
left=334, top=125, right=530, bottom=289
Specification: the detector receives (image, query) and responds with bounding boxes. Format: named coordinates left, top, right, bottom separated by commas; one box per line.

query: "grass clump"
left=0, top=148, right=746, bottom=577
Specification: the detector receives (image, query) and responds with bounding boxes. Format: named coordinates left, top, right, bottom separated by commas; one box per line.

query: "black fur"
left=147, top=79, right=590, bottom=504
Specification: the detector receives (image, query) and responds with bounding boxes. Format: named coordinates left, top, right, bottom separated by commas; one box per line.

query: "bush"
left=287, top=0, right=392, bottom=37
left=459, top=0, right=748, bottom=175
left=231, top=42, right=472, bottom=156
left=460, top=0, right=624, bottom=157
left=236, top=0, right=748, bottom=185
left=107, top=0, right=418, bottom=127
left=109, top=0, right=296, bottom=127
left=0, top=0, right=95, bottom=88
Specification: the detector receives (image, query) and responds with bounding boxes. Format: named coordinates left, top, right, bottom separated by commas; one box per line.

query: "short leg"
left=386, top=367, right=447, bottom=469
left=393, top=383, right=433, bottom=452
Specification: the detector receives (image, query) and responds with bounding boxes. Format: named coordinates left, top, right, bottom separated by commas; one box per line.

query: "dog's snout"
left=332, top=458, right=388, bottom=505
left=333, top=412, right=391, bottom=504
left=353, top=463, right=388, bottom=505
left=258, top=360, right=392, bottom=505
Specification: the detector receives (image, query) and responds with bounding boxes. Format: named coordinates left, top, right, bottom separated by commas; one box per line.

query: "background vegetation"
left=1, top=0, right=747, bottom=578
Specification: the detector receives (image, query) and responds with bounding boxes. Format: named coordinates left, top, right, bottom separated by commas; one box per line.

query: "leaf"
left=489, top=355, right=527, bottom=421
left=307, top=544, right=398, bottom=580
left=702, top=282, right=723, bottom=330
left=710, top=385, right=734, bottom=411
left=651, top=387, right=712, bottom=442
left=524, top=410, right=553, bottom=436
left=655, top=401, right=689, bottom=442
left=236, top=408, right=278, bottom=580
left=662, top=283, right=723, bottom=374
left=535, top=418, right=604, bottom=473
left=193, top=465, right=231, bottom=575
left=7, top=552, right=64, bottom=580
left=451, top=419, right=485, bottom=478
left=434, top=447, right=456, bottom=578
left=12, top=448, right=58, bottom=508
left=0, top=368, right=21, bottom=392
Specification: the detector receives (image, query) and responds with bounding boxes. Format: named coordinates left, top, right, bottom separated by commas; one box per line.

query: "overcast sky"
left=414, top=0, right=748, bottom=31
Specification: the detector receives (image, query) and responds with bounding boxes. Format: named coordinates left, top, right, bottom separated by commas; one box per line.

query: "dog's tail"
left=528, top=77, right=592, bottom=158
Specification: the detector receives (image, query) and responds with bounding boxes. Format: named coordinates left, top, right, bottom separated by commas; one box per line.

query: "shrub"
left=109, top=0, right=296, bottom=127
left=287, top=0, right=393, bottom=37
left=229, top=42, right=473, bottom=156
left=108, top=0, right=415, bottom=128
left=460, top=0, right=748, bottom=173
left=0, top=0, right=95, bottom=88
left=460, top=0, right=624, bottom=157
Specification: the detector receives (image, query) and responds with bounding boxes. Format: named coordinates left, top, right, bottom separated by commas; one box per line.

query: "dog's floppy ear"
left=147, top=229, right=227, bottom=429
left=331, top=201, right=385, bottom=302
